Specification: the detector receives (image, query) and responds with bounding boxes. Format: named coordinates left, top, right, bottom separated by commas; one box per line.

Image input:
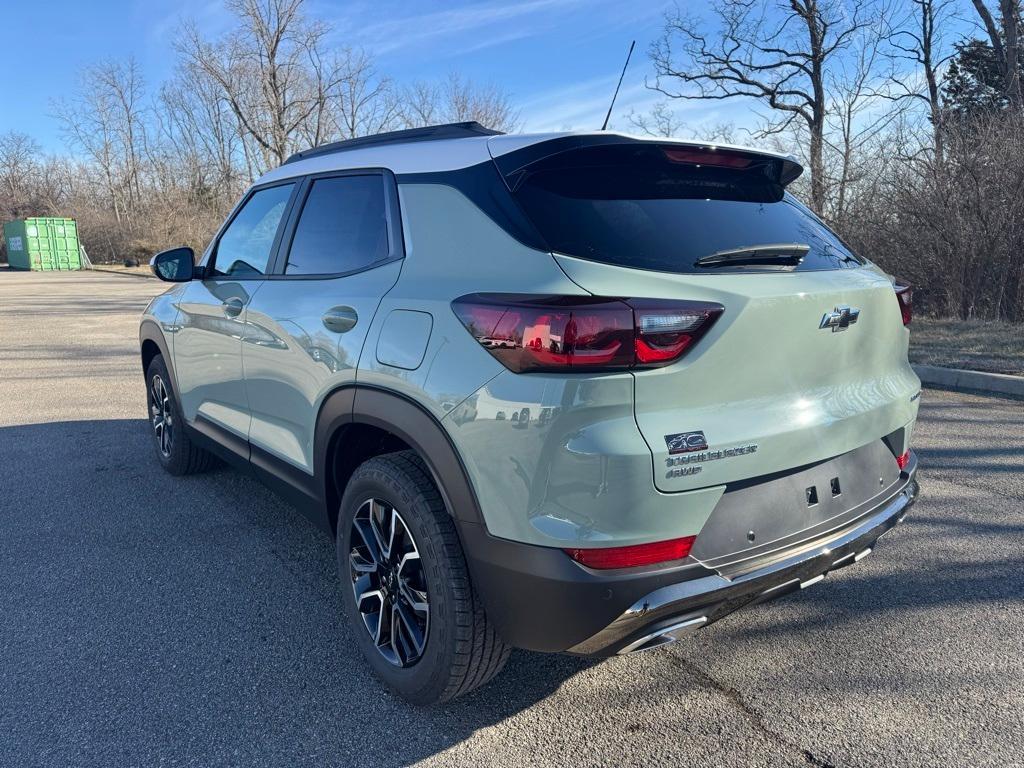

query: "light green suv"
left=140, top=122, right=920, bottom=704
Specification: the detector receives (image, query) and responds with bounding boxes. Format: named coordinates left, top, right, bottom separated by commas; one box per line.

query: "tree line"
left=2, top=0, right=1023, bottom=322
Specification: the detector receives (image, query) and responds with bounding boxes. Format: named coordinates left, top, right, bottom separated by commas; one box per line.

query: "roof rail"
left=283, top=121, right=504, bottom=165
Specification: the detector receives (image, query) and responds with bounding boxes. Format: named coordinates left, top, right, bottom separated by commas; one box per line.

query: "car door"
left=241, top=170, right=403, bottom=474
left=173, top=181, right=297, bottom=454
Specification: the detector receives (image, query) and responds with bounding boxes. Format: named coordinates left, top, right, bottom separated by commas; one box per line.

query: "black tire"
left=145, top=354, right=217, bottom=476
left=337, top=450, right=510, bottom=704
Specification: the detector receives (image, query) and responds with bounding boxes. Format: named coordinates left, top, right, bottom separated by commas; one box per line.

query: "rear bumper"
left=462, top=454, right=919, bottom=656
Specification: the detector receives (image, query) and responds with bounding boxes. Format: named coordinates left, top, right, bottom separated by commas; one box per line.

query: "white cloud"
left=334, top=0, right=591, bottom=56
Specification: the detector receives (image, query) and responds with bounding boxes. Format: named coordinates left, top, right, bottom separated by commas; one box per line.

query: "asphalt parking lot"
left=1, top=269, right=1022, bottom=768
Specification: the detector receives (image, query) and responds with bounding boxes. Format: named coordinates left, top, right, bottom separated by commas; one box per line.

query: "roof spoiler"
left=490, top=134, right=803, bottom=191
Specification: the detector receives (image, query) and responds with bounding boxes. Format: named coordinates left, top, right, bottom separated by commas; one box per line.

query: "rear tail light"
left=564, top=535, right=696, bottom=569
left=896, top=450, right=911, bottom=470
left=894, top=281, right=913, bottom=326
left=452, top=294, right=723, bottom=373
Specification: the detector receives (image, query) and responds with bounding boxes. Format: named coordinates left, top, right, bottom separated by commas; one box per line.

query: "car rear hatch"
left=488, top=135, right=920, bottom=501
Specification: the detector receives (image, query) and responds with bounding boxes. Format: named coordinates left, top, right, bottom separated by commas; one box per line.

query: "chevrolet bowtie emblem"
left=820, top=305, right=861, bottom=331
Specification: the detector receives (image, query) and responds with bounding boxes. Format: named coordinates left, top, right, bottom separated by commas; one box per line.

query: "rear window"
left=507, top=144, right=862, bottom=273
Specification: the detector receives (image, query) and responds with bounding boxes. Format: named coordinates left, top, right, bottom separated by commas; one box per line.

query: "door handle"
left=222, top=297, right=244, bottom=317
left=322, top=306, right=358, bottom=333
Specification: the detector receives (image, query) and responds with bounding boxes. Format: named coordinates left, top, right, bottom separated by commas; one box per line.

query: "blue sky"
left=0, top=0, right=746, bottom=152
left=1, top=0, right=982, bottom=154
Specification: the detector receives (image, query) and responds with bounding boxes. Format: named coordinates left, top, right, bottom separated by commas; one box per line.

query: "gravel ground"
left=1, top=270, right=1022, bottom=768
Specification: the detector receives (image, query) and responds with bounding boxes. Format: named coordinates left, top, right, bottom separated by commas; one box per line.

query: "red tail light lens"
left=894, top=282, right=913, bottom=326
left=896, top=450, right=911, bottom=470
left=452, top=294, right=723, bottom=373
left=631, top=299, right=723, bottom=364
left=564, top=535, right=696, bottom=570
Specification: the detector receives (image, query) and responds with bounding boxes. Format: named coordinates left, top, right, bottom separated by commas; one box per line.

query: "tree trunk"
left=807, top=123, right=826, bottom=213
left=921, top=0, right=944, bottom=163
left=1003, top=0, right=1022, bottom=110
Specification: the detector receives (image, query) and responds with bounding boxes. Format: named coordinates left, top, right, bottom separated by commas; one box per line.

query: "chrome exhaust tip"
left=618, top=616, right=708, bottom=654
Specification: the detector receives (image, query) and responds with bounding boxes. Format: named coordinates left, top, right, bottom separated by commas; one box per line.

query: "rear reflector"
left=452, top=294, right=723, bottom=373
left=894, top=282, right=913, bottom=326
left=564, top=536, right=696, bottom=570
left=896, top=450, right=911, bottom=470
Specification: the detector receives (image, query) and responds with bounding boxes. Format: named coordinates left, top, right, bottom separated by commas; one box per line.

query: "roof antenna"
left=601, top=40, right=635, bottom=131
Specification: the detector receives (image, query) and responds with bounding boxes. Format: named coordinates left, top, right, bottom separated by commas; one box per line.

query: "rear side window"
left=285, top=175, right=389, bottom=276
left=213, top=183, right=294, bottom=277
left=508, top=144, right=862, bottom=273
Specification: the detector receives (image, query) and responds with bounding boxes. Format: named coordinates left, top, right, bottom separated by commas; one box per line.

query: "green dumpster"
left=3, top=217, right=82, bottom=271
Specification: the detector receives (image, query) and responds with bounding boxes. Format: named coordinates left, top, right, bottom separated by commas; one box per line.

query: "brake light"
left=564, top=535, right=696, bottom=569
left=896, top=450, right=911, bottom=470
left=663, top=147, right=754, bottom=169
left=452, top=294, right=723, bottom=373
left=894, top=282, right=913, bottom=326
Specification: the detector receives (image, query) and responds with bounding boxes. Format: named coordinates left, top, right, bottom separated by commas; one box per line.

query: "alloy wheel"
left=349, top=499, right=430, bottom=667
left=149, top=374, right=173, bottom=458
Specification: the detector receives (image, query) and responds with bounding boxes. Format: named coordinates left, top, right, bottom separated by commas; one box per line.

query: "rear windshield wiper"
left=695, top=243, right=810, bottom=268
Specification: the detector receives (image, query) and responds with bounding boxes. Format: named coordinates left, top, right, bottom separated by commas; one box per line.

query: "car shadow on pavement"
left=0, top=418, right=597, bottom=767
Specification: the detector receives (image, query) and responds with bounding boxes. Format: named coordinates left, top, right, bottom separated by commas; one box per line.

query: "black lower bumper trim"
left=461, top=456, right=919, bottom=656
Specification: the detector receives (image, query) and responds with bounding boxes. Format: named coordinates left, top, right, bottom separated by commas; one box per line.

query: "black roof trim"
left=284, top=122, right=503, bottom=165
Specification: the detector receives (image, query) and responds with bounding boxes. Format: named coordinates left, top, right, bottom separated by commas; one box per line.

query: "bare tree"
left=627, top=102, right=740, bottom=143
left=399, top=73, right=520, bottom=132
left=159, top=64, right=243, bottom=194
left=54, top=58, right=148, bottom=230
left=882, top=0, right=956, bottom=162
left=650, top=0, right=875, bottom=213
left=441, top=73, right=519, bottom=129
left=969, top=0, right=1023, bottom=110
left=823, top=17, right=906, bottom=224
left=332, top=47, right=399, bottom=140
left=627, top=102, right=686, bottom=137
left=401, top=81, right=443, bottom=127
left=177, top=0, right=350, bottom=170
left=0, top=132, right=42, bottom=216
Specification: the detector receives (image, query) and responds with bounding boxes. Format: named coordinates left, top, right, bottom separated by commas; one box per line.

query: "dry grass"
left=909, top=318, right=1024, bottom=376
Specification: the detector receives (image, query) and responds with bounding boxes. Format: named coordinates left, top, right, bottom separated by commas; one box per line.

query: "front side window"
left=212, top=184, right=294, bottom=277
left=285, top=175, right=389, bottom=276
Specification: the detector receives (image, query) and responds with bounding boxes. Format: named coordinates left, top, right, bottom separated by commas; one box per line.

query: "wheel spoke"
left=397, top=553, right=428, bottom=612
left=349, top=550, right=377, bottom=574
left=371, top=605, right=385, bottom=645
left=357, top=591, right=385, bottom=635
left=353, top=575, right=379, bottom=606
left=393, top=599, right=427, bottom=660
left=398, top=580, right=429, bottom=614
left=369, top=500, right=393, bottom=560
left=352, top=517, right=383, bottom=565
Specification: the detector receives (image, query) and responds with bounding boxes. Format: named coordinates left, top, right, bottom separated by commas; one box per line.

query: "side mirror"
left=150, top=247, right=196, bottom=282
